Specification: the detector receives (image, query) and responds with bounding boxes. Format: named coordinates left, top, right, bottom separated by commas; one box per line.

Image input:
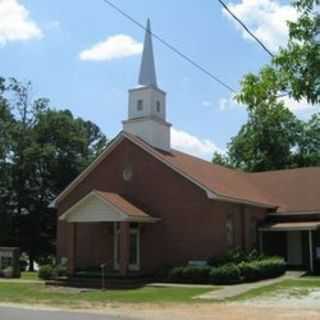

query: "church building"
left=53, top=20, right=320, bottom=275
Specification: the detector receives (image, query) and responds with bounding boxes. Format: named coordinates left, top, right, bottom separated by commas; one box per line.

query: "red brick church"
left=53, top=20, right=320, bottom=276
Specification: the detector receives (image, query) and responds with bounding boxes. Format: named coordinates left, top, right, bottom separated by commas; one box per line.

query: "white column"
left=309, top=230, right=314, bottom=273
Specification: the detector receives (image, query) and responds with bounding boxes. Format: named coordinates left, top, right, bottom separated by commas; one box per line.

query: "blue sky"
left=0, top=0, right=314, bottom=159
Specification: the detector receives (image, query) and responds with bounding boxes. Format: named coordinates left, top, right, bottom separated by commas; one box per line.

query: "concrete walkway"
left=196, top=271, right=305, bottom=301
left=147, top=283, right=215, bottom=288
left=0, top=306, right=131, bottom=320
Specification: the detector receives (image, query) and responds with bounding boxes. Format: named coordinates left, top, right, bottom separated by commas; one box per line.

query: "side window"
left=250, top=217, right=257, bottom=247
left=156, top=100, right=161, bottom=113
left=137, top=99, right=143, bottom=111
left=225, top=214, right=234, bottom=248
left=1, top=256, right=13, bottom=269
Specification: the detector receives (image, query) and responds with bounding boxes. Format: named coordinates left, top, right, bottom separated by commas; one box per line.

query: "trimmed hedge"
left=38, top=263, right=68, bottom=280
left=167, top=256, right=286, bottom=285
left=208, top=249, right=262, bottom=267
left=168, top=266, right=211, bottom=284
left=210, top=263, right=241, bottom=284
left=38, top=265, right=57, bottom=280
left=239, top=257, right=286, bottom=282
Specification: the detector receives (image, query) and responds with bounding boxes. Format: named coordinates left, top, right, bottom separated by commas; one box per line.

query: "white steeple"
left=138, top=19, right=157, bottom=88
left=123, top=19, right=171, bottom=151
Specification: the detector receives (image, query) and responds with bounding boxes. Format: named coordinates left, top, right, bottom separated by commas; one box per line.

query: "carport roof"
left=259, top=221, right=320, bottom=232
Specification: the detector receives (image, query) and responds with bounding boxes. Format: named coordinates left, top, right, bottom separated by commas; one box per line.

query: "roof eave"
left=51, top=131, right=278, bottom=210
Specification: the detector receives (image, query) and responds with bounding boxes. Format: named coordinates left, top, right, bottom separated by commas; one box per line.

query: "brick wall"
left=57, top=138, right=269, bottom=273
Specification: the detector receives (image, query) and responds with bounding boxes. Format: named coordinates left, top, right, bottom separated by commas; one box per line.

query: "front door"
left=114, top=223, right=140, bottom=271
left=129, top=226, right=140, bottom=271
left=287, top=231, right=303, bottom=266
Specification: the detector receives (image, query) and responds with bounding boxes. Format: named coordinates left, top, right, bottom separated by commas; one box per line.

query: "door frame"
left=287, top=231, right=303, bottom=266
left=113, top=223, right=140, bottom=271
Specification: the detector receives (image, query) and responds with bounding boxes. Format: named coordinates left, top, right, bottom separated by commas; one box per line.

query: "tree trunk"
left=29, top=256, right=34, bottom=272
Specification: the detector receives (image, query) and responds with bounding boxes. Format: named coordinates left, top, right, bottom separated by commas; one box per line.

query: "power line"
left=217, top=0, right=291, bottom=98
left=217, top=0, right=274, bottom=58
left=102, top=0, right=236, bottom=93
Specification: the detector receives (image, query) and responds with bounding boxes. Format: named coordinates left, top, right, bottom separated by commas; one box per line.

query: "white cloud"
left=0, top=0, right=43, bottom=45
left=279, top=96, right=318, bottom=115
left=202, top=100, right=213, bottom=107
left=224, top=0, right=298, bottom=51
left=218, top=94, right=242, bottom=111
left=171, top=127, right=223, bottom=160
left=79, top=34, right=143, bottom=62
left=219, top=93, right=318, bottom=117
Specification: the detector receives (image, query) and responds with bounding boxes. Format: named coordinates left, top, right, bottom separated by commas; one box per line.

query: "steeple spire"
left=138, top=19, right=157, bottom=87
left=124, top=18, right=171, bottom=151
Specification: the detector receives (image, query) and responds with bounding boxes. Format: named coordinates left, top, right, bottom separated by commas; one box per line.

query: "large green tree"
left=275, top=0, right=320, bottom=104
left=0, top=78, right=107, bottom=269
left=0, top=78, right=15, bottom=245
left=213, top=0, right=320, bottom=171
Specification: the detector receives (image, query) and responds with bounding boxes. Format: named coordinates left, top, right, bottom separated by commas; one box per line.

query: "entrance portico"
left=59, top=190, right=158, bottom=276
left=259, top=221, right=320, bottom=272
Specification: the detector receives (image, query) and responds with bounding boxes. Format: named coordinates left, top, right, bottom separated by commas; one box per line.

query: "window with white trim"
left=225, top=214, right=234, bottom=248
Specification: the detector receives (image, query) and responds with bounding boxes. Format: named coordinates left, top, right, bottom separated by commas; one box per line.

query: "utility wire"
left=217, top=0, right=291, bottom=98
left=102, top=0, right=236, bottom=93
left=217, top=0, right=275, bottom=58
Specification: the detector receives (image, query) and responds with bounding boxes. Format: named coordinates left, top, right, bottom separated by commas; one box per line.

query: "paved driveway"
left=0, top=306, right=132, bottom=320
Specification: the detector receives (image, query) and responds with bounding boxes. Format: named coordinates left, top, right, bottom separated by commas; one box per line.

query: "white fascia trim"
left=126, top=216, right=160, bottom=223
left=269, top=210, right=320, bottom=216
left=259, top=226, right=319, bottom=232
left=210, top=192, right=277, bottom=209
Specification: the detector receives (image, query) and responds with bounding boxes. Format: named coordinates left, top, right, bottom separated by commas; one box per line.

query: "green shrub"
left=55, top=264, right=68, bottom=277
left=168, top=266, right=211, bottom=283
left=182, top=266, right=211, bottom=284
left=168, top=256, right=286, bottom=285
left=155, top=265, right=173, bottom=280
left=168, top=266, right=185, bottom=282
left=208, top=249, right=263, bottom=267
left=38, top=265, right=57, bottom=280
left=209, top=263, right=241, bottom=284
left=239, top=257, right=286, bottom=282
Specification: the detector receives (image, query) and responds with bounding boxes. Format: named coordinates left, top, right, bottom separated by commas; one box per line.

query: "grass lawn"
left=230, top=278, right=320, bottom=302
left=20, top=272, right=39, bottom=281
left=0, top=283, right=215, bottom=306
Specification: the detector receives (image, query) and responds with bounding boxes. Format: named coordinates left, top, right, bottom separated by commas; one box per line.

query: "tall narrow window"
left=137, top=99, right=143, bottom=111
left=226, top=214, right=234, bottom=248
left=156, top=100, right=161, bottom=113
left=250, top=217, right=257, bottom=247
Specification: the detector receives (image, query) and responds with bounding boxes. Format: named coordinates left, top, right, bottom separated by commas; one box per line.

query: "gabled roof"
left=159, top=148, right=277, bottom=208
left=249, top=168, right=320, bottom=213
left=59, top=190, right=158, bottom=223
left=96, top=191, right=152, bottom=220
left=52, top=131, right=320, bottom=213
left=52, top=131, right=276, bottom=209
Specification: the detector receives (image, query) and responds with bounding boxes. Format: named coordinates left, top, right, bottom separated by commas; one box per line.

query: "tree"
left=0, top=78, right=15, bottom=245
left=213, top=0, right=320, bottom=171
left=0, top=78, right=107, bottom=269
left=294, top=113, right=320, bottom=166
left=274, top=0, right=320, bottom=104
